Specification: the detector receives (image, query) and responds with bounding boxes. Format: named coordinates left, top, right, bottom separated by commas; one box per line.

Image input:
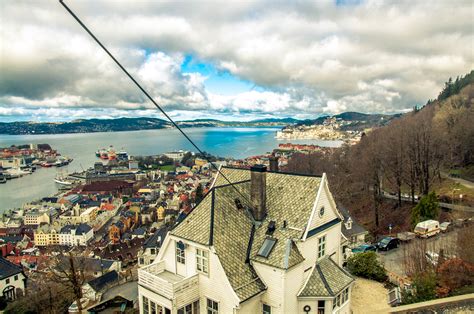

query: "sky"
left=0, top=0, right=472, bottom=122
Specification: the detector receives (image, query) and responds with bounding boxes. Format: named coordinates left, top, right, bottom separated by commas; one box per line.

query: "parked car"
left=351, top=244, right=377, bottom=253
left=440, top=222, right=452, bottom=232
left=414, top=220, right=440, bottom=238
left=377, top=237, right=400, bottom=251
left=397, top=231, right=416, bottom=242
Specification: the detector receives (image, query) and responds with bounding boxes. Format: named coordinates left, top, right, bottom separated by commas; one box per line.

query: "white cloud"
left=0, top=0, right=472, bottom=121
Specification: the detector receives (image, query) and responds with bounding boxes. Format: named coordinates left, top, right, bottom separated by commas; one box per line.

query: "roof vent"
left=234, top=198, right=243, bottom=210
left=266, top=221, right=276, bottom=235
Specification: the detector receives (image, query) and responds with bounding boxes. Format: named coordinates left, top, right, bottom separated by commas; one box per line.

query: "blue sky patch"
left=181, top=54, right=262, bottom=95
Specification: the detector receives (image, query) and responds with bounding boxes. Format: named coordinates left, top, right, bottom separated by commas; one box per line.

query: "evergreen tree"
left=411, top=192, right=440, bottom=227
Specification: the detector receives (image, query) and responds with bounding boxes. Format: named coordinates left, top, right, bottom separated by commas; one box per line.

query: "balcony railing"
left=138, top=260, right=199, bottom=307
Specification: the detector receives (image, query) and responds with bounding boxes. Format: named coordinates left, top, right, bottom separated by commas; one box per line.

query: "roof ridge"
left=316, top=262, right=334, bottom=296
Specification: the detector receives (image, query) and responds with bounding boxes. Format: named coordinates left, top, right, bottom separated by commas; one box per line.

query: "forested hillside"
left=285, top=71, right=474, bottom=233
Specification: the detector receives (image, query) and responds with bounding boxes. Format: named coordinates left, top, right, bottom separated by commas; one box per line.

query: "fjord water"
left=0, top=127, right=342, bottom=212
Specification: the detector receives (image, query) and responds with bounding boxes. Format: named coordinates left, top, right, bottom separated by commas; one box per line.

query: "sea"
left=0, top=127, right=342, bottom=212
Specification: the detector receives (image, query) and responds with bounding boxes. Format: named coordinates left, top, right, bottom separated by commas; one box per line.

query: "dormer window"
left=345, top=217, right=353, bottom=230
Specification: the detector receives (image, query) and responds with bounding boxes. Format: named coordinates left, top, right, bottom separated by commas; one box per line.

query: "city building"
left=138, top=166, right=354, bottom=314
left=59, top=223, right=94, bottom=246
left=33, top=225, right=60, bottom=246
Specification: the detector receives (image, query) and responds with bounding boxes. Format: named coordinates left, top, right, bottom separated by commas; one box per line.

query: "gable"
left=304, top=175, right=342, bottom=239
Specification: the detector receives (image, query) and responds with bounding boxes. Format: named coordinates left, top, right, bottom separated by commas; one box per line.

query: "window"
left=151, top=248, right=156, bottom=255
left=319, top=206, right=325, bottom=217
left=263, top=303, right=271, bottom=314
left=196, top=249, right=209, bottom=274
left=332, top=288, right=349, bottom=310
left=14, top=275, right=18, bottom=281
left=150, top=301, right=157, bottom=314
left=207, top=298, right=219, bottom=314
left=5, top=278, right=9, bottom=284
left=257, top=238, right=277, bottom=258
left=143, top=296, right=149, bottom=314
left=318, top=236, right=326, bottom=258
left=342, top=288, right=349, bottom=304
left=139, top=258, right=145, bottom=265
left=317, top=300, right=325, bottom=314
left=178, top=300, right=199, bottom=314
left=176, top=242, right=185, bottom=264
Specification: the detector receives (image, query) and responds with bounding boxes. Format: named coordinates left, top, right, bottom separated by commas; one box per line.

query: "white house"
left=138, top=166, right=354, bottom=314
left=138, top=226, right=170, bottom=267
left=59, top=223, right=94, bottom=246
left=0, top=257, right=27, bottom=301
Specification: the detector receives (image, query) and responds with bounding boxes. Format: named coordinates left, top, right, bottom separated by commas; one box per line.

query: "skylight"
left=257, top=238, right=277, bottom=258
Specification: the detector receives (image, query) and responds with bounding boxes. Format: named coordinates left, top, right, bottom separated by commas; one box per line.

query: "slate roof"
left=143, top=226, right=169, bottom=249
left=298, top=257, right=354, bottom=297
left=87, top=270, right=119, bottom=292
left=0, top=256, right=23, bottom=280
left=171, top=166, right=322, bottom=302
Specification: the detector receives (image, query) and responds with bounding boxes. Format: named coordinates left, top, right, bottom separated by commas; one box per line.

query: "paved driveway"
left=378, top=229, right=460, bottom=278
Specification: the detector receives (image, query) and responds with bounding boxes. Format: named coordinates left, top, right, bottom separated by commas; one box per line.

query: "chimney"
left=250, top=164, right=267, bottom=221
left=269, top=156, right=279, bottom=172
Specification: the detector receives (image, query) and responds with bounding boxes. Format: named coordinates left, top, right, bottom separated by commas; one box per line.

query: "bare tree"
left=48, top=251, right=87, bottom=313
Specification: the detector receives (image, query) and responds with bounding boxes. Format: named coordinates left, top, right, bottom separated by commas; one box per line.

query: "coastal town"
left=276, top=116, right=363, bottom=142
left=0, top=141, right=342, bottom=312
left=0, top=1, right=473, bottom=313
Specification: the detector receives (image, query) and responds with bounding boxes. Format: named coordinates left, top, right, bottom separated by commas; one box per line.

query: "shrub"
left=346, top=251, right=388, bottom=282
left=401, top=271, right=437, bottom=304
left=437, top=258, right=474, bottom=292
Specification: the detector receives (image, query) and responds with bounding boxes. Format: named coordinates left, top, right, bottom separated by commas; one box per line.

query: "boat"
left=54, top=156, right=73, bottom=167
left=5, top=168, right=30, bottom=178
left=96, top=146, right=120, bottom=160
left=54, top=174, right=74, bottom=186
left=0, top=175, right=6, bottom=184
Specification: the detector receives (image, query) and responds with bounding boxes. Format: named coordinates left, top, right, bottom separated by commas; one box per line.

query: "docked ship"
left=54, top=175, right=74, bottom=186
left=95, top=146, right=127, bottom=161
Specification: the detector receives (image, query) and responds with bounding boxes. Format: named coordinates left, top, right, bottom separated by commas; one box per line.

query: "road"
left=379, top=229, right=460, bottom=279
left=440, top=172, right=474, bottom=189
left=381, top=191, right=474, bottom=213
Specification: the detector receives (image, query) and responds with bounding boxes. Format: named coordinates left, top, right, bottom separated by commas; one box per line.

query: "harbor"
left=0, top=127, right=342, bottom=212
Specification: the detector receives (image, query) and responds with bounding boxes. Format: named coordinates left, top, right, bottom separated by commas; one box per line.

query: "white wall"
left=0, top=272, right=26, bottom=299
left=252, top=262, right=285, bottom=313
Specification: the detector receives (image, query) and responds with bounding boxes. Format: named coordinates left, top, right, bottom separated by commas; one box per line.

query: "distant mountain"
left=0, top=117, right=170, bottom=135
left=0, top=113, right=398, bottom=135
left=0, top=116, right=298, bottom=135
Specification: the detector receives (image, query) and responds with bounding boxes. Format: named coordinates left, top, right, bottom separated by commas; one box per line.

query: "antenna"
left=59, top=0, right=254, bottom=209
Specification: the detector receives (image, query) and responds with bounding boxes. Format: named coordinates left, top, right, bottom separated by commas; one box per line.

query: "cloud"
left=0, top=0, right=472, bottom=121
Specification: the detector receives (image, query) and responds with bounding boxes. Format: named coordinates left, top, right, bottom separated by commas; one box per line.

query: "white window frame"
left=176, top=243, right=185, bottom=264
left=196, top=248, right=209, bottom=274
left=143, top=296, right=149, bottom=314
left=318, top=235, right=326, bottom=258
left=332, top=287, right=350, bottom=311
left=207, top=298, right=219, bottom=314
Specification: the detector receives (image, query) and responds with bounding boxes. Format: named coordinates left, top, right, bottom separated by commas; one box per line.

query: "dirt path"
left=351, top=277, right=391, bottom=314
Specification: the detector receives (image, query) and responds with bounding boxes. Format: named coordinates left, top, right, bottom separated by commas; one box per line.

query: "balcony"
left=138, top=261, right=199, bottom=307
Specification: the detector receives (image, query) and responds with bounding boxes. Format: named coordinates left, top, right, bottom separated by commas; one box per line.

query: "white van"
left=414, top=220, right=440, bottom=238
